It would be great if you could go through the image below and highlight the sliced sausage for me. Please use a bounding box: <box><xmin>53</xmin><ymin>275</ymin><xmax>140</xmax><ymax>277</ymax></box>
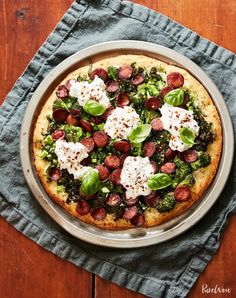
<box><xmin>143</xmin><ymin>191</ymin><xmax>160</xmax><ymax>208</ymax></box>
<box><xmin>167</xmin><ymin>72</ymin><xmax>184</xmax><ymax>88</ymax></box>
<box><xmin>160</xmin><ymin>162</ymin><xmax>176</xmax><ymax>174</ymax></box>
<box><xmin>114</xmin><ymin>140</ymin><xmax>131</xmax><ymax>153</ymax></box>
<box><xmin>120</xmin><ymin>154</ymin><xmax>128</xmax><ymax>166</ymax></box>
<box><xmin>70</xmin><ymin>108</ymin><xmax>81</xmax><ymax>118</ymax></box>
<box><xmin>56</xmin><ymin>85</ymin><xmax>69</xmax><ymax>99</ymax></box>
<box><xmin>48</xmin><ymin>168</ymin><xmax>62</xmax><ymax>181</ymax></box>
<box><xmin>122</xmin><ymin>206</ymin><xmax>138</xmax><ymax>220</ymax></box>
<box><xmin>131</xmin><ymin>74</ymin><xmax>144</xmax><ymax>86</ymax></box>
<box><xmin>65</xmin><ymin>79</ymin><xmax>77</xmax><ymax>91</ymax></box>
<box><xmin>101</xmin><ymin>106</ymin><xmax>115</xmax><ymax>120</ymax></box>
<box><xmin>105</xmin><ymin>155</ymin><xmax>120</xmax><ymax>169</ymax></box>
<box><xmin>182</xmin><ymin>149</ymin><xmax>198</xmax><ymax>163</ymax></box>
<box><xmin>174</xmin><ymin>186</ymin><xmax>191</xmax><ymax>202</ymax></box>
<box><xmin>93</xmin><ymin>131</ymin><xmax>109</xmax><ymax>147</ymax></box>
<box><xmin>96</xmin><ymin>164</ymin><xmax>110</xmax><ymax>180</ymax></box>
<box><xmin>52</xmin><ymin>109</ymin><xmax>69</xmax><ymax>123</ymax></box>
<box><xmin>106</xmin><ymin>193</ymin><xmax>121</xmax><ymax>207</ymax></box>
<box><xmin>118</xmin><ymin>65</ymin><xmax>133</xmax><ymax>80</ymax></box>
<box><xmin>165</xmin><ymin>148</ymin><xmax>177</xmax><ymax>160</ymax></box>
<box><xmin>160</xmin><ymin>86</ymin><xmax>173</xmax><ymax>98</ymax></box>
<box><xmin>123</xmin><ymin>196</ymin><xmax>139</xmax><ymax>206</ymax></box>
<box><xmin>130</xmin><ymin>214</ymin><xmax>145</xmax><ymax>227</ymax></box>
<box><xmin>106</xmin><ymin>80</ymin><xmax>119</xmax><ymax>93</ymax></box>
<box><xmin>79</xmin><ymin>119</ymin><xmax>93</xmax><ymax>132</ymax></box>
<box><xmin>116</xmin><ymin>92</ymin><xmax>130</xmax><ymax>107</ymax></box>
<box><xmin>110</xmin><ymin>169</ymin><xmax>121</xmax><ymax>185</ymax></box>
<box><xmin>144</xmin><ymin>97</ymin><xmax>162</xmax><ymax>110</ymax></box>
<box><xmin>90</xmin><ymin>68</ymin><xmax>109</xmax><ymax>82</ymax></box>
<box><xmin>91</xmin><ymin>207</ymin><xmax>107</xmax><ymax>220</ymax></box>
<box><xmin>150</xmin><ymin>160</ymin><xmax>158</xmax><ymax>173</ymax></box>
<box><xmin>76</xmin><ymin>200</ymin><xmax>90</xmax><ymax>215</ymax></box>
<box><xmin>52</xmin><ymin>129</ymin><xmax>65</xmax><ymax>141</ymax></box>
<box><xmin>143</xmin><ymin>141</ymin><xmax>156</xmax><ymax>157</ymax></box>
<box><xmin>66</xmin><ymin>114</ymin><xmax>80</xmax><ymax>126</ymax></box>
<box><xmin>80</xmin><ymin>137</ymin><xmax>95</xmax><ymax>153</ymax></box>
<box><xmin>151</xmin><ymin>118</ymin><xmax>163</xmax><ymax>131</ymax></box>
<box><xmin>90</xmin><ymin>115</ymin><xmax>103</xmax><ymax>124</ymax></box>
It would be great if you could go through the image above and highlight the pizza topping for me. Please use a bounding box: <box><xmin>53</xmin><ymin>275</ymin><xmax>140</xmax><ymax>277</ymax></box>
<box><xmin>120</xmin><ymin>156</ymin><xmax>154</xmax><ymax>199</ymax></box>
<box><xmin>91</xmin><ymin>207</ymin><xmax>107</xmax><ymax>220</ymax></box>
<box><xmin>109</xmin><ymin>168</ymin><xmax>121</xmax><ymax>185</ymax></box>
<box><xmin>160</xmin><ymin>86</ymin><xmax>173</xmax><ymax>98</ymax></box>
<box><xmin>70</xmin><ymin>108</ymin><xmax>81</xmax><ymax>118</ymax></box>
<box><xmin>79</xmin><ymin>119</ymin><xmax>93</xmax><ymax>132</ymax></box>
<box><xmin>93</xmin><ymin>131</ymin><xmax>109</xmax><ymax>148</ymax></box>
<box><xmin>52</xmin><ymin>129</ymin><xmax>65</xmax><ymax>141</ymax></box>
<box><xmin>143</xmin><ymin>191</ymin><xmax>160</xmax><ymax>208</ymax></box>
<box><xmin>106</xmin><ymin>193</ymin><xmax>121</xmax><ymax>207</ymax></box>
<box><xmin>167</xmin><ymin>72</ymin><xmax>184</xmax><ymax>88</ymax></box>
<box><xmin>151</xmin><ymin>118</ymin><xmax>164</xmax><ymax>131</ymax></box>
<box><xmin>55</xmin><ymin>139</ymin><xmax>95</xmax><ymax>180</ymax></box>
<box><xmin>113</xmin><ymin>140</ymin><xmax>131</xmax><ymax>153</ymax></box>
<box><xmin>89</xmin><ymin>68</ymin><xmax>109</xmax><ymax>82</ymax></box>
<box><xmin>144</xmin><ymin>97</ymin><xmax>162</xmax><ymax>111</ymax></box>
<box><xmin>157</xmin><ymin>193</ymin><xmax>176</xmax><ymax>212</ymax></box>
<box><xmin>76</xmin><ymin>200</ymin><xmax>91</xmax><ymax>215</ymax></box>
<box><xmin>130</xmin><ymin>213</ymin><xmax>145</xmax><ymax>227</ymax></box>
<box><xmin>160</xmin><ymin>103</ymin><xmax>199</xmax><ymax>152</ymax></box>
<box><xmin>174</xmin><ymin>186</ymin><xmax>191</xmax><ymax>202</ymax></box>
<box><xmin>165</xmin><ymin>148</ymin><xmax>177</xmax><ymax>160</ymax></box>
<box><xmin>118</xmin><ymin>65</ymin><xmax>133</xmax><ymax>80</ymax></box>
<box><xmin>105</xmin><ymin>155</ymin><xmax>120</xmax><ymax>169</ymax></box>
<box><xmin>48</xmin><ymin>167</ymin><xmax>62</xmax><ymax>181</ymax></box>
<box><xmin>80</xmin><ymin>137</ymin><xmax>95</xmax><ymax>153</ymax></box>
<box><xmin>142</xmin><ymin>141</ymin><xmax>156</xmax><ymax>157</ymax></box>
<box><xmin>180</xmin><ymin>149</ymin><xmax>198</xmax><ymax>163</ymax></box>
<box><xmin>160</xmin><ymin>162</ymin><xmax>176</xmax><ymax>174</ymax></box>
<box><xmin>116</xmin><ymin>92</ymin><xmax>130</xmax><ymax>107</ymax></box>
<box><xmin>56</xmin><ymin>85</ymin><xmax>69</xmax><ymax>99</ymax></box>
<box><xmin>122</xmin><ymin>206</ymin><xmax>138</xmax><ymax>220</ymax></box>
<box><xmin>104</xmin><ymin>106</ymin><xmax>140</xmax><ymax>139</ymax></box>
<box><xmin>96</xmin><ymin>164</ymin><xmax>110</xmax><ymax>181</ymax></box>
<box><xmin>123</xmin><ymin>196</ymin><xmax>139</xmax><ymax>206</ymax></box>
<box><xmin>131</xmin><ymin>73</ymin><xmax>145</xmax><ymax>86</ymax></box>
<box><xmin>66</xmin><ymin>114</ymin><xmax>80</xmax><ymax>126</ymax></box>
<box><xmin>106</xmin><ymin>80</ymin><xmax>119</xmax><ymax>93</ymax></box>
<box><xmin>65</xmin><ymin>79</ymin><xmax>77</xmax><ymax>91</ymax></box>
<box><xmin>52</xmin><ymin>109</ymin><xmax>69</xmax><ymax>123</ymax></box>
<box><xmin>69</xmin><ymin>76</ymin><xmax>110</xmax><ymax>108</ymax></box>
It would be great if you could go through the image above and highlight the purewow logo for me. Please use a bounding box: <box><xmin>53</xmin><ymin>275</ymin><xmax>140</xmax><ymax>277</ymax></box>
<box><xmin>202</xmin><ymin>284</ymin><xmax>231</xmax><ymax>294</ymax></box>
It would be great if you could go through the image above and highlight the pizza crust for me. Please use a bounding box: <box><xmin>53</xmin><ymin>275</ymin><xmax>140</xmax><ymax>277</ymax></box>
<box><xmin>33</xmin><ymin>54</ymin><xmax>222</xmax><ymax>230</ymax></box>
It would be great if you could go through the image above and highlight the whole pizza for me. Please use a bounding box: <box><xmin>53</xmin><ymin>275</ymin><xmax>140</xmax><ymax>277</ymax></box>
<box><xmin>33</xmin><ymin>54</ymin><xmax>222</xmax><ymax>230</ymax></box>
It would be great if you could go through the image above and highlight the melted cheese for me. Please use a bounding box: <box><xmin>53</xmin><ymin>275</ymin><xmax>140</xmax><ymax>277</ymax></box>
<box><xmin>69</xmin><ymin>76</ymin><xmax>110</xmax><ymax>108</ymax></box>
<box><xmin>55</xmin><ymin>140</ymin><xmax>94</xmax><ymax>180</ymax></box>
<box><xmin>120</xmin><ymin>156</ymin><xmax>154</xmax><ymax>199</ymax></box>
<box><xmin>104</xmin><ymin>106</ymin><xmax>140</xmax><ymax>139</ymax></box>
<box><xmin>160</xmin><ymin>104</ymin><xmax>199</xmax><ymax>152</ymax></box>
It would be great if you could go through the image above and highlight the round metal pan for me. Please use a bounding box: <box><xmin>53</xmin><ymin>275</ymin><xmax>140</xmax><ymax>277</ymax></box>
<box><xmin>20</xmin><ymin>41</ymin><xmax>234</xmax><ymax>248</ymax></box>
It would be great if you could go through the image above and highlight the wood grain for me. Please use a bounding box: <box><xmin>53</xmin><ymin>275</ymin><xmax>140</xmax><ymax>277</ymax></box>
<box><xmin>0</xmin><ymin>0</ymin><xmax>235</xmax><ymax>298</ymax></box>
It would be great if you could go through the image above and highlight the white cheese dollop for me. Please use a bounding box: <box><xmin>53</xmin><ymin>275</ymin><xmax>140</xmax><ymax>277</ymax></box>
<box><xmin>69</xmin><ymin>76</ymin><xmax>110</xmax><ymax>108</ymax></box>
<box><xmin>120</xmin><ymin>156</ymin><xmax>154</xmax><ymax>199</ymax></box>
<box><xmin>104</xmin><ymin>106</ymin><xmax>141</xmax><ymax>139</ymax></box>
<box><xmin>160</xmin><ymin>103</ymin><xmax>200</xmax><ymax>152</ymax></box>
<box><xmin>55</xmin><ymin>139</ymin><xmax>94</xmax><ymax>180</ymax></box>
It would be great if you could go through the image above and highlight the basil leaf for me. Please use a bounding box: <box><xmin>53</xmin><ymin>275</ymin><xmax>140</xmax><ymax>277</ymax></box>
<box><xmin>164</xmin><ymin>88</ymin><xmax>184</xmax><ymax>106</ymax></box>
<box><xmin>83</xmin><ymin>100</ymin><xmax>106</xmax><ymax>116</ymax></box>
<box><xmin>128</xmin><ymin>124</ymin><xmax>151</xmax><ymax>144</ymax></box>
<box><xmin>147</xmin><ymin>173</ymin><xmax>173</xmax><ymax>190</ymax></box>
<box><xmin>80</xmin><ymin>169</ymin><xmax>101</xmax><ymax>195</ymax></box>
<box><xmin>180</xmin><ymin>127</ymin><xmax>196</xmax><ymax>145</ymax></box>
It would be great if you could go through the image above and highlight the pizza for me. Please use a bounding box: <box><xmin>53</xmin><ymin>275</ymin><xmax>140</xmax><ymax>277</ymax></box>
<box><xmin>33</xmin><ymin>54</ymin><xmax>222</xmax><ymax>230</ymax></box>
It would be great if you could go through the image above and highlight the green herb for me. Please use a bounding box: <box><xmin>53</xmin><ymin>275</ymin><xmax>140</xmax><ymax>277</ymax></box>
<box><xmin>130</xmin><ymin>142</ymin><xmax>143</xmax><ymax>156</ymax></box>
<box><xmin>93</xmin><ymin>123</ymin><xmax>105</xmax><ymax>131</ymax></box>
<box><xmin>178</xmin><ymin>174</ymin><xmax>195</xmax><ymax>187</ymax></box>
<box><xmin>157</xmin><ymin>193</ymin><xmax>176</xmax><ymax>212</ymax></box>
<box><xmin>107</xmin><ymin>66</ymin><xmax>118</xmax><ymax>80</ymax></box>
<box><xmin>83</xmin><ymin>100</ymin><xmax>106</xmax><ymax>116</ymax></box>
<box><xmin>129</xmin><ymin>124</ymin><xmax>151</xmax><ymax>144</ymax></box>
<box><xmin>147</xmin><ymin>173</ymin><xmax>173</xmax><ymax>190</ymax></box>
<box><xmin>80</xmin><ymin>169</ymin><xmax>101</xmax><ymax>195</ymax></box>
<box><xmin>180</xmin><ymin>127</ymin><xmax>196</xmax><ymax>145</ymax></box>
<box><xmin>191</xmin><ymin>152</ymin><xmax>211</xmax><ymax>171</ymax></box>
<box><xmin>61</xmin><ymin>124</ymin><xmax>83</xmax><ymax>142</ymax></box>
<box><xmin>44</xmin><ymin>135</ymin><xmax>53</xmax><ymax>145</ymax></box>
<box><xmin>173</xmin><ymin>156</ymin><xmax>192</xmax><ymax>187</ymax></box>
<box><xmin>164</xmin><ymin>88</ymin><xmax>184</xmax><ymax>106</ymax></box>
<box><xmin>138</xmin><ymin>83</ymin><xmax>159</xmax><ymax>97</ymax></box>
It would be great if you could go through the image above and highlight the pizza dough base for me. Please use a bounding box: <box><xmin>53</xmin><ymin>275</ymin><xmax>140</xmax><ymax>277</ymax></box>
<box><xmin>33</xmin><ymin>54</ymin><xmax>222</xmax><ymax>230</ymax></box>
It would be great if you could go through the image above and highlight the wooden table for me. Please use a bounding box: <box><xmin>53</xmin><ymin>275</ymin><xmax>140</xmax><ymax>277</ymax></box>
<box><xmin>0</xmin><ymin>1</ymin><xmax>235</xmax><ymax>297</ymax></box>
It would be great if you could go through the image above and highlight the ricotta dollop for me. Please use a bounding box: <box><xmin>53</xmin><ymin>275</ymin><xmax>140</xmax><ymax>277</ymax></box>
<box><xmin>104</xmin><ymin>106</ymin><xmax>141</xmax><ymax>139</ymax></box>
<box><xmin>69</xmin><ymin>76</ymin><xmax>110</xmax><ymax>108</ymax></box>
<box><xmin>55</xmin><ymin>139</ymin><xmax>94</xmax><ymax>180</ymax></box>
<box><xmin>160</xmin><ymin>104</ymin><xmax>199</xmax><ymax>152</ymax></box>
<box><xmin>120</xmin><ymin>156</ymin><xmax>154</xmax><ymax>199</ymax></box>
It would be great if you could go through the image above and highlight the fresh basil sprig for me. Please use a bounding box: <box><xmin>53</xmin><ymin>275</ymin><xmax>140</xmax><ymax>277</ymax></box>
<box><xmin>147</xmin><ymin>173</ymin><xmax>173</xmax><ymax>190</ymax></box>
<box><xmin>164</xmin><ymin>88</ymin><xmax>184</xmax><ymax>106</ymax></box>
<box><xmin>180</xmin><ymin>127</ymin><xmax>196</xmax><ymax>145</ymax></box>
<box><xmin>83</xmin><ymin>100</ymin><xmax>106</xmax><ymax>116</ymax></box>
<box><xmin>128</xmin><ymin>124</ymin><xmax>151</xmax><ymax>144</ymax></box>
<box><xmin>80</xmin><ymin>169</ymin><xmax>101</xmax><ymax>195</ymax></box>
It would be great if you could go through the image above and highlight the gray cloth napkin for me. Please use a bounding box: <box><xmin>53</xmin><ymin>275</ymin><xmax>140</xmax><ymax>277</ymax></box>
<box><xmin>0</xmin><ymin>1</ymin><xmax>235</xmax><ymax>297</ymax></box>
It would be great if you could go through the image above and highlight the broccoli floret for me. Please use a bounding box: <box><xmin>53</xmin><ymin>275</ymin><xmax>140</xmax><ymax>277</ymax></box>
<box><xmin>60</xmin><ymin>124</ymin><xmax>83</xmax><ymax>143</ymax></box>
<box><xmin>138</xmin><ymin>83</ymin><xmax>159</xmax><ymax>97</ymax></box>
<box><xmin>173</xmin><ymin>156</ymin><xmax>192</xmax><ymax>187</ymax></box>
<box><xmin>157</xmin><ymin>193</ymin><xmax>176</xmax><ymax>213</ymax></box>
<box><xmin>191</xmin><ymin>152</ymin><xmax>211</xmax><ymax>171</ymax></box>
<box><xmin>140</xmin><ymin>109</ymin><xmax>158</xmax><ymax>124</ymax></box>
<box><xmin>178</xmin><ymin>174</ymin><xmax>195</xmax><ymax>187</ymax></box>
